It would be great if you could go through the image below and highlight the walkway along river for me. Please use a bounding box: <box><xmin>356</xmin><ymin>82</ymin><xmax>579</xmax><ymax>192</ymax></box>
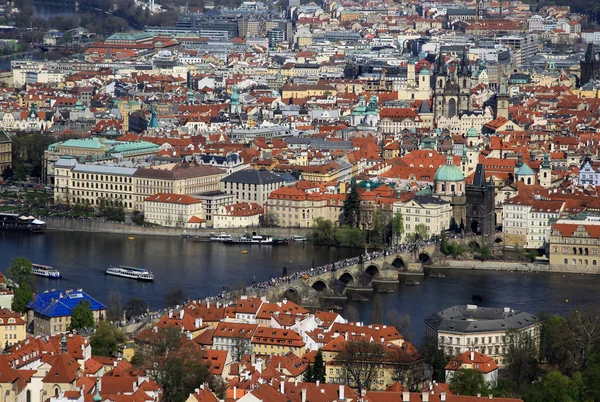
<box><xmin>1</xmin><ymin>231</ymin><xmax>600</xmax><ymax>338</ymax></box>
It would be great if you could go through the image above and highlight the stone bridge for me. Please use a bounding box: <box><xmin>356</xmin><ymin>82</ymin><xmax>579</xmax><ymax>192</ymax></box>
<box><xmin>260</xmin><ymin>236</ymin><xmax>486</xmax><ymax>307</ymax></box>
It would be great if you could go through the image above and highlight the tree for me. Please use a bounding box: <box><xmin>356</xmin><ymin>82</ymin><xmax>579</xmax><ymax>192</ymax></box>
<box><xmin>106</xmin><ymin>290</ymin><xmax>123</xmax><ymax>322</ymax></box>
<box><xmin>311</xmin><ymin>217</ymin><xmax>336</xmax><ymax>246</ymax></box>
<box><xmin>421</xmin><ymin>336</ymin><xmax>446</xmax><ymax>383</ymax></box>
<box><xmin>524</xmin><ymin>370</ymin><xmax>579</xmax><ymax>402</ymax></box>
<box><xmin>479</xmin><ymin>244</ymin><xmax>492</xmax><ymax>260</ymax></box>
<box><xmin>164</xmin><ymin>286</ymin><xmax>186</xmax><ymax>309</ymax></box>
<box><xmin>335</xmin><ymin>225</ymin><xmax>365</xmax><ymax>248</ymax></box>
<box><xmin>7</xmin><ymin>257</ymin><xmax>33</xmax><ymax>313</ymax></box>
<box><xmin>370</xmin><ymin>210</ymin><xmax>387</xmax><ymax>246</ymax></box>
<box><xmin>345</xmin><ymin>304</ymin><xmax>360</xmax><ymax>323</ymax></box>
<box><xmin>303</xmin><ymin>364</ymin><xmax>314</xmax><ymax>382</ymax></box>
<box><xmin>392</xmin><ymin>211</ymin><xmax>404</xmax><ymax>244</ymax></box>
<box><xmin>342</xmin><ymin>181</ymin><xmax>361</xmax><ymax>228</ymax></box>
<box><xmin>504</xmin><ymin>330</ymin><xmax>538</xmax><ymax>392</ymax></box>
<box><xmin>449</xmin><ymin>369</ymin><xmax>489</xmax><ymax>396</ymax></box>
<box><xmin>231</xmin><ymin>335</ymin><xmax>251</xmax><ymax>362</ymax></box>
<box><xmin>370</xmin><ymin>294</ymin><xmax>383</xmax><ymax>324</ymax></box>
<box><xmin>90</xmin><ymin>321</ymin><xmax>126</xmax><ymax>357</ymax></box>
<box><xmin>313</xmin><ymin>350</ymin><xmax>326</xmax><ymax>382</ymax></box>
<box><xmin>387</xmin><ymin>309</ymin><xmax>414</xmax><ymax>341</ymax></box>
<box><xmin>133</xmin><ymin>325</ymin><xmax>221</xmax><ymax>401</ymax></box>
<box><xmin>553</xmin><ymin>306</ymin><xmax>600</xmax><ymax>374</ymax></box>
<box><xmin>336</xmin><ymin>340</ymin><xmax>386</xmax><ymax>390</ymax></box>
<box><xmin>124</xmin><ymin>297</ymin><xmax>148</xmax><ymax>319</ymax></box>
<box><xmin>582</xmin><ymin>353</ymin><xmax>600</xmax><ymax>402</ymax></box>
<box><xmin>69</xmin><ymin>300</ymin><xmax>95</xmax><ymax>330</ymax></box>
<box><xmin>414</xmin><ymin>223</ymin><xmax>429</xmax><ymax>241</ymax></box>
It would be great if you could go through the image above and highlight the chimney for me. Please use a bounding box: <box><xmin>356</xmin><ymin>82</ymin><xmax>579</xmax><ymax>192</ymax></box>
<box><xmin>316</xmin><ymin>380</ymin><xmax>320</xmax><ymax>387</ymax></box>
<box><xmin>402</xmin><ymin>391</ymin><xmax>410</xmax><ymax>402</ymax></box>
<box><xmin>233</xmin><ymin>387</ymin><xmax>237</xmax><ymax>399</ymax></box>
<box><xmin>168</xmin><ymin>310</ymin><xmax>173</xmax><ymax>318</ymax></box>
<box><xmin>422</xmin><ymin>391</ymin><xmax>429</xmax><ymax>402</ymax></box>
<box><xmin>471</xmin><ymin>350</ymin><xmax>474</xmax><ymax>361</ymax></box>
<box><xmin>200</xmin><ymin>384</ymin><xmax>204</xmax><ymax>390</ymax></box>
<box><xmin>195</xmin><ymin>318</ymin><xmax>202</xmax><ymax>328</ymax></box>
<box><xmin>280</xmin><ymin>381</ymin><xmax>284</xmax><ymax>394</ymax></box>
<box><xmin>180</xmin><ymin>309</ymin><xmax>184</xmax><ymax>320</ymax></box>
<box><xmin>488</xmin><ymin>395</ymin><xmax>493</xmax><ymax>400</ymax></box>
<box><xmin>477</xmin><ymin>394</ymin><xmax>481</xmax><ymax>398</ymax></box>
<box><xmin>301</xmin><ymin>388</ymin><xmax>307</xmax><ymax>402</ymax></box>
<box><xmin>339</xmin><ymin>385</ymin><xmax>345</xmax><ymax>400</ymax></box>
<box><xmin>207</xmin><ymin>301</ymin><xmax>210</xmax><ymax>308</ymax></box>
<box><xmin>441</xmin><ymin>392</ymin><xmax>447</xmax><ymax>402</ymax></box>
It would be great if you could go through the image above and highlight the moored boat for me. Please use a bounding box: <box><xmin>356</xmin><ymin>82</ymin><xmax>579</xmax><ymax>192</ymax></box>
<box><xmin>106</xmin><ymin>265</ymin><xmax>154</xmax><ymax>281</ymax></box>
<box><xmin>209</xmin><ymin>233</ymin><xmax>232</xmax><ymax>242</ymax></box>
<box><xmin>0</xmin><ymin>213</ymin><xmax>46</xmax><ymax>232</ymax></box>
<box><xmin>429</xmin><ymin>271</ymin><xmax>446</xmax><ymax>278</ymax></box>
<box><xmin>406</xmin><ymin>279</ymin><xmax>421</xmax><ymax>285</ymax></box>
<box><xmin>292</xmin><ymin>235</ymin><xmax>307</xmax><ymax>242</ymax></box>
<box><xmin>223</xmin><ymin>233</ymin><xmax>275</xmax><ymax>245</ymax></box>
<box><xmin>32</xmin><ymin>264</ymin><xmax>61</xmax><ymax>279</ymax></box>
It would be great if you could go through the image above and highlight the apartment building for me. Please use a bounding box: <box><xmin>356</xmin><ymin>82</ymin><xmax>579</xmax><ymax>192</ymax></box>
<box><xmin>0</xmin><ymin>131</ymin><xmax>12</xmax><ymax>174</ymax></box>
<box><xmin>502</xmin><ymin>194</ymin><xmax>534</xmax><ymax>247</ymax></box>
<box><xmin>425</xmin><ymin>305</ymin><xmax>540</xmax><ymax>366</ymax></box>
<box><xmin>144</xmin><ymin>193</ymin><xmax>204</xmax><ymax>228</ymax></box>
<box><xmin>526</xmin><ymin>200</ymin><xmax>563</xmax><ymax>249</ymax></box>
<box><xmin>266</xmin><ymin>186</ymin><xmax>345</xmax><ymax>228</ymax></box>
<box><xmin>221</xmin><ymin>170</ymin><xmax>285</xmax><ymax>206</ymax></box>
<box><xmin>0</xmin><ymin>309</ymin><xmax>26</xmax><ymax>347</ymax></box>
<box><xmin>133</xmin><ymin>164</ymin><xmax>226</xmax><ymax>210</ymax></box>
<box><xmin>392</xmin><ymin>195</ymin><xmax>452</xmax><ymax>242</ymax></box>
<box><xmin>53</xmin><ymin>156</ymin><xmax>137</xmax><ymax>210</ymax></box>
<box><xmin>251</xmin><ymin>327</ymin><xmax>305</xmax><ymax>357</ymax></box>
<box><xmin>549</xmin><ymin>217</ymin><xmax>600</xmax><ymax>269</ymax></box>
<box><xmin>213</xmin><ymin>202</ymin><xmax>263</xmax><ymax>228</ymax></box>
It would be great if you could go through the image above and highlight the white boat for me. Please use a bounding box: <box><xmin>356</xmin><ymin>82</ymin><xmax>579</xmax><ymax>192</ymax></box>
<box><xmin>292</xmin><ymin>235</ymin><xmax>307</xmax><ymax>242</ymax></box>
<box><xmin>223</xmin><ymin>234</ymin><xmax>275</xmax><ymax>244</ymax></box>
<box><xmin>209</xmin><ymin>233</ymin><xmax>233</xmax><ymax>242</ymax></box>
<box><xmin>32</xmin><ymin>264</ymin><xmax>61</xmax><ymax>279</ymax></box>
<box><xmin>106</xmin><ymin>265</ymin><xmax>154</xmax><ymax>281</ymax></box>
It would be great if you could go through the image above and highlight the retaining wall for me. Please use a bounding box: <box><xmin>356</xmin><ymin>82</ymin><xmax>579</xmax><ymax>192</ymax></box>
<box><xmin>438</xmin><ymin>260</ymin><xmax>600</xmax><ymax>275</ymax></box>
<box><xmin>43</xmin><ymin>217</ymin><xmax>314</xmax><ymax>238</ymax></box>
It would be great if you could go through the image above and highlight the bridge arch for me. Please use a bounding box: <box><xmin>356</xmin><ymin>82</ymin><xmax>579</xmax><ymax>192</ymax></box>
<box><xmin>338</xmin><ymin>272</ymin><xmax>355</xmax><ymax>285</ymax></box>
<box><xmin>469</xmin><ymin>240</ymin><xmax>481</xmax><ymax>250</ymax></box>
<box><xmin>494</xmin><ymin>236</ymin><xmax>503</xmax><ymax>244</ymax></box>
<box><xmin>418</xmin><ymin>252</ymin><xmax>432</xmax><ymax>265</ymax></box>
<box><xmin>312</xmin><ymin>280</ymin><xmax>328</xmax><ymax>292</ymax></box>
<box><xmin>284</xmin><ymin>288</ymin><xmax>301</xmax><ymax>303</ymax></box>
<box><xmin>365</xmin><ymin>264</ymin><xmax>380</xmax><ymax>277</ymax></box>
<box><xmin>392</xmin><ymin>257</ymin><xmax>407</xmax><ymax>271</ymax></box>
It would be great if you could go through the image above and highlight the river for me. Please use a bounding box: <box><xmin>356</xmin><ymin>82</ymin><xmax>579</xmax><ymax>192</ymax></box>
<box><xmin>1</xmin><ymin>231</ymin><xmax>600</xmax><ymax>340</ymax></box>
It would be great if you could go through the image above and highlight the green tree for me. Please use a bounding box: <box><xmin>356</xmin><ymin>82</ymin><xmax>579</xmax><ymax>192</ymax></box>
<box><xmin>303</xmin><ymin>364</ymin><xmax>314</xmax><ymax>382</ymax></box>
<box><xmin>69</xmin><ymin>300</ymin><xmax>95</xmax><ymax>330</ymax></box>
<box><xmin>412</xmin><ymin>223</ymin><xmax>429</xmax><ymax>242</ymax></box>
<box><xmin>124</xmin><ymin>297</ymin><xmax>148</xmax><ymax>319</ymax></box>
<box><xmin>369</xmin><ymin>210</ymin><xmax>387</xmax><ymax>246</ymax></box>
<box><xmin>311</xmin><ymin>217</ymin><xmax>336</xmax><ymax>246</ymax></box>
<box><xmin>505</xmin><ymin>330</ymin><xmax>538</xmax><ymax>392</ymax></box>
<box><xmin>342</xmin><ymin>181</ymin><xmax>361</xmax><ymax>228</ymax></box>
<box><xmin>449</xmin><ymin>369</ymin><xmax>489</xmax><ymax>396</ymax></box>
<box><xmin>90</xmin><ymin>321</ymin><xmax>126</xmax><ymax>357</ymax></box>
<box><xmin>313</xmin><ymin>350</ymin><xmax>326</xmax><ymax>382</ymax></box>
<box><xmin>164</xmin><ymin>286</ymin><xmax>186</xmax><ymax>309</ymax></box>
<box><xmin>106</xmin><ymin>290</ymin><xmax>123</xmax><ymax>322</ymax></box>
<box><xmin>582</xmin><ymin>353</ymin><xmax>600</xmax><ymax>401</ymax></box>
<box><xmin>392</xmin><ymin>211</ymin><xmax>404</xmax><ymax>244</ymax></box>
<box><xmin>525</xmin><ymin>371</ymin><xmax>576</xmax><ymax>402</ymax></box>
<box><xmin>335</xmin><ymin>225</ymin><xmax>365</xmax><ymax>248</ymax></box>
<box><xmin>7</xmin><ymin>257</ymin><xmax>33</xmax><ymax>313</ymax></box>
<box><xmin>479</xmin><ymin>244</ymin><xmax>492</xmax><ymax>260</ymax></box>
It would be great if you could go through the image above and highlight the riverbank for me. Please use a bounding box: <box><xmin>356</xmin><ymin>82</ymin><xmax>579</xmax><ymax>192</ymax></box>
<box><xmin>434</xmin><ymin>259</ymin><xmax>600</xmax><ymax>275</ymax></box>
<box><xmin>43</xmin><ymin>216</ymin><xmax>313</xmax><ymax>238</ymax></box>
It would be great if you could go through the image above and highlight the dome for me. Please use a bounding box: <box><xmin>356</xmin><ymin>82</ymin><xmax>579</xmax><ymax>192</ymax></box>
<box><xmin>434</xmin><ymin>156</ymin><xmax>464</xmax><ymax>182</ymax></box>
<box><xmin>466</xmin><ymin>127</ymin><xmax>479</xmax><ymax>137</ymax></box>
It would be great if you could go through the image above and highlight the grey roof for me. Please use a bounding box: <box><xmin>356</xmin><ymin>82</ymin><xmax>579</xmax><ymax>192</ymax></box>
<box><xmin>222</xmin><ymin>169</ymin><xmax>285</xmax><ymax>185</ymax></box>
<box><xmin>425</xmin><ymin>305</ymin><xmax>539</xmax><ymax>333</ymax></box>
<box><xmin>0</xmin><ymin>131</ymin><xmax>10</xmax><ymax>143</ymax></box>
<box><xmin>73</xmin><ymin>164</ymin><xmax>137</xmax><ymax>176</ymax></box>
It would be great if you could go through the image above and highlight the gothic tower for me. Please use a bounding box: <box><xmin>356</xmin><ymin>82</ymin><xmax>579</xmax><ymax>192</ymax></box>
<box><xmin>497</xmin><ymin>78</ymin><xmax>509</xmax><ymax>119</ymax></box>
<box><xmin>581</xmin><ymin>43</ymin><xmax>600</xmax><ymax>86</ymax></box>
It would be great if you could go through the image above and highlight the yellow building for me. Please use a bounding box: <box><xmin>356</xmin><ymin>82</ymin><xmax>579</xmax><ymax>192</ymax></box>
<box><xmin>393</xmin><ymin>195</ymin><xmax>452</xmax><ymax>242</ymax></box>
<box><xmin>549</xmin><ymin>219</ymin><xmax>600</xmax><ymax>270</ymax></box>
<box><xmin>251</xmin><ymin>327</ymin><xmax>305</xmax><ymax>357</ymax></box>
<box><xmin>0</xmin><ymin>309</ymin><xmax>26</xmax><ymax>347</ymax></box>
<box><xmin>281</xmin><ymin>82</ymin><xmax>337</xmax><ymax>99</ymax></box>
<box><xmin>144</xmin><ymin>193</ymin><xmax>204</xmax><ymax>228</ymax></box>
<box><xmin>0</xmin><ymin>131</ymin><xmax>11</xmax><ymax>174</ymax></box>
<box><xmin>267</xmin><ymin>186</ymin><xmax>345</xmax><ymax>228</ymax></box>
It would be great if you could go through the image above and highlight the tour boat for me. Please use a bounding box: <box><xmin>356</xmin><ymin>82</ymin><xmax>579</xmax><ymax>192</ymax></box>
<box><xmin>0</xmin><ymin>213</ymin><xmax>46</xmax><ymax>232</ymax></box>
<box><xmin>209</xmin><ymin>233</ymin><xmax>233</xmax><ymax>242</ymax></box>
<box><xmin>223</xmin><ymin>234</ymin><xmax>274</xmax><ymax>245</ymax></box>
<box><xmin>105</xmin><ymin>265</ymin><xmax>154</xmax><ymax>281</ymax></box>
<box><xmin>32</xmin><ymin>264</ymin><xmax>61</xmax><ymax>279</ymax></box>
<box><xmin>128</xmin><ymin>236</ymin><xmax>135</xmax><ymax>240</ymax></box>
<box><xmin>292</xmin><ymin>235</ymin><xmax>307</xmax><ymax>242</ymax></box>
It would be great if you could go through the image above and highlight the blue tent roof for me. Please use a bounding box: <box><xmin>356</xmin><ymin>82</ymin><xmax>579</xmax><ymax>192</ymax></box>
<box><xmin>27</xmin><ymin>290</ymin><xmax>106</xmax><ymax>318</ymax></box>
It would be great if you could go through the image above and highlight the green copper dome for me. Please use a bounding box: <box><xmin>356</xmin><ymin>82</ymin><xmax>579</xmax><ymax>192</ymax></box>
<box><xmin>434</xmin><ymin>155</ymin><xmax>464</xmax><ymax>182</ymax></box>
<box><xmin>466</xmin><ymin>127</ymin><xmax>479</xmax><ymax>137</ymax></box>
